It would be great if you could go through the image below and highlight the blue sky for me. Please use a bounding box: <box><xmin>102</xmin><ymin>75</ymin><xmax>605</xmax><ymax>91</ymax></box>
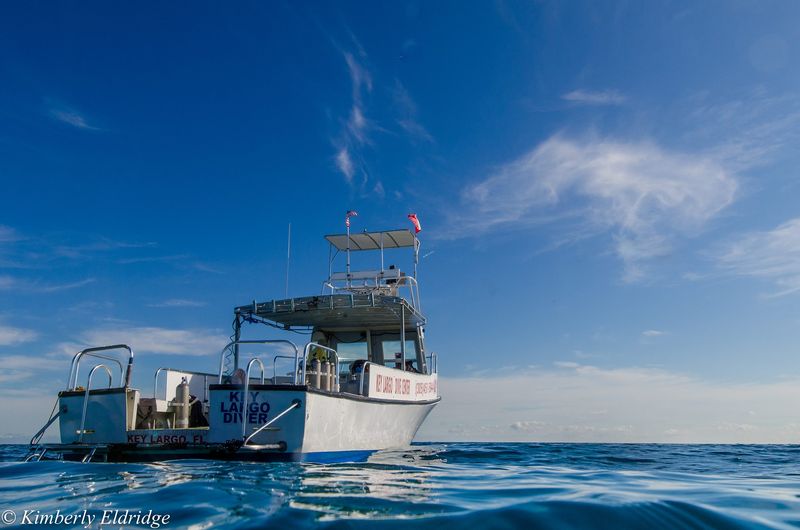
<box><xmin>2</xmin><ymin>1</ymin><xmax>800</xmax><ymax>442</ymax></box>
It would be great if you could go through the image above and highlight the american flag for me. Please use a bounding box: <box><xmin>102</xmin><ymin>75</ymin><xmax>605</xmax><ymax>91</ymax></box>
<box><xmin>345</xmin><ymin>210</ymin><xmax>358</xmax><ymax>228</ymax></box>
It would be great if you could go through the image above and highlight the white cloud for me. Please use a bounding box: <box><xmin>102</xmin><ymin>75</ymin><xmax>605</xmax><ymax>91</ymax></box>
<box><xmin>510</xmin><ymin>420</ymin><xmax>546</xmax><ymax>431</ymax></box>
<box><xmin>0</xmin><ymin>276</ymin><xmax>96</xmax><ymax>293</ymax></box>
<box><xmin>333</xmin><ymin>51</ymin><xmax>373</xmax><ymax>182</ymax></box>
<box><xmin>642</xmin><ymin>329</ymin><xmax>666</xmax><ymax>337</ymax></box>
<box><xmin>562</xmin><ymin>89</ymin><xmax>626</xmax><ymax>106</ymax></box>
<box><xmin>347</xmin><ymin>103</ymin><xmax>369</xmax><ymax>144</ymax></box>
<box><xmin>80</xmin><ymin>326</ymin><xmax>228</xmax><ymax>356</ymax></box>
<box><xmin>0</xmin><ymin>325</ymin><xmax>38</xmax><ymax>346</ymax></box>
<box><xmin>116</xmin><ymin>254</ymin><xmax>187</xmax><ymax>265</ymax></box>
<box><xmin>715</xmin><ymin>217</ymin><xmax>800</xmax><ymax>297</ymax></box>
<box><xmin>0</xmin><ymin>275</ymin><xmax>18</xmax><ymax>290</ymax></box>
<box><xmin>393</xmin><ymin>80</ymin><xmax>433</xmax><ymax>143</ymax></box>
<box><xmin>679</xmin><ymin>90</ymin><xmax>800</xmax><ymax>172</ymax></box>
<box><xmin>417</xmin><ymin>362</ymin><xmax>800</xmax><ymax>443</ymax></box>
<box><xmin>335</xmin><ymin>148</ymin><xmax>355</xmax><ymax>182</ymax></box>
<box><xmin>373</xmin><ymin>180</ymin><xmax>385</xmax><ymax>199</ymax></box>
<box><xmin>448</xmin><ymin>135</ymin><xmax>738</xmax><ymax>281</ymax></box>
<box><xmin>147</xmin><ymin>299</ymin><xmax>207</xmax><ymax>308</ymax></box>
<box><xmin>0</xmin><ymin>226</ymin><xmax>21</xmax><ymax>243</ymax></box>
<box><xmin>48</xmin><ymin>105</ymin><xmax>100</xmax><ymax>131</ymax></box>
<box><xmin>39</xmin><ymin>278</ymin><xmax>96</xmax><ymax>292</ymax></box>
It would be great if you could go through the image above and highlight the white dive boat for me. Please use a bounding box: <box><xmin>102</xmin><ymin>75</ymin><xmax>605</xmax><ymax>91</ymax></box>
<box><xmin>27</xmin><ymin>228</ymin><xmax>439</xmax><ymax>463</ymax></box>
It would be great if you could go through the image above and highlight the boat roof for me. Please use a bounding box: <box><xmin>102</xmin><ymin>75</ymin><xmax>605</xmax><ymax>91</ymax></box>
<box><xmin>324</xmin><ymin>229</ymin><xmax>417</xmax><ymax>251</ymax></box>
<box><xmin>235</xmin><ymin>294</ymin><xmax>425</xmax><ymax>329</ymax></box>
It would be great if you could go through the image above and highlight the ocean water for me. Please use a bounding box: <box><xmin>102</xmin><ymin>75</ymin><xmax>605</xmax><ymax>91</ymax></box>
<box><xmin>2</xmin><ymin>443</ymin><xmax>800</xmax><ymax>529</ymax></box>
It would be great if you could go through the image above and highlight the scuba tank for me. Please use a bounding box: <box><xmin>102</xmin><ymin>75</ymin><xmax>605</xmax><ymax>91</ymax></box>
<box><xmin>175</xmin><ymin>377</ymin><xmax>190</xmax><ymax>428</ymax></box>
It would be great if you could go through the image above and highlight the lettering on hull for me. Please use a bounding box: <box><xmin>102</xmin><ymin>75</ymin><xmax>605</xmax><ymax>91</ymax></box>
<box><xmin>126</xmin><ymin>432</ymin><xmax>206</xmax><ymax>445</ymax></box>
<box><xmin>369</xmin><ymin>366</ymin><xmax>438</xmax><ymax>401</ymax></box>
<box><xmin>219</xmin><ymin>391</ymin><xmax>271</xmax><ymax>424</ymax></box>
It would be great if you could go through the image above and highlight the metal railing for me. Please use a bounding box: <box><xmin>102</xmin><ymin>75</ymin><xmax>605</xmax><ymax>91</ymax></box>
<box><xmin>153</xmin><ymin>368</ymin><xmax>215</xmax><ymax>401</ymax></box>
<box><xmin>358</xmin><ymin>361</ymin><xmax>374</xmax><ymax>396</ymax></box>
<box><xmin>301</xmin><ymin>342</ymin><xmax>339</xmax><ymax>392</ymax></box>
<box><xmin>272</xmin><ymin>355</ymin><xmax>298</xmax><ymax>384</ymax></box>
<box><xmin>217</xmin><ymin>339</ymin><xmax>300</xmax><ymax>384</ymax></box>
<box><xmin>426</xmin><ymin>352</ymin><xmax>438</xmax><ymax>375</ymax></box>
<box><xmin>240</xmin><ymin>358</ymin><xmax>266</xmax><ymax>439</ymax></box>
<box><xmin>323</xmin><ymin>272</ymin><xmax>422</xmax><ymax>313</ymax></box>
<box><xmin>68</xmin><ymin>344</ymin><xmax>133</xmax><ymax>390</ymax></box>
<box><xmin>77</xmin><ymin>364</ymin><xmax>113</xmax><ymax>443</ymax></box>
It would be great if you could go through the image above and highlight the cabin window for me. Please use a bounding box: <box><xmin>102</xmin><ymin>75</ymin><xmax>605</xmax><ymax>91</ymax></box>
<box><xmin>380</xmin><ymin>339</ymin><xmax>419</xmax><ymax>370</ymax></box>
<box><xmin>328</xmin><ymin>332</ymin><xmax>368</xmax><ymax>373</ymax></box>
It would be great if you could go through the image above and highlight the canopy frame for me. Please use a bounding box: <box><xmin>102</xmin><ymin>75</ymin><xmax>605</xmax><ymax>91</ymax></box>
<box><xmin>324</xmin><ymin>229</ymin><xmax>420</xmax><ymax>286</ymax></box>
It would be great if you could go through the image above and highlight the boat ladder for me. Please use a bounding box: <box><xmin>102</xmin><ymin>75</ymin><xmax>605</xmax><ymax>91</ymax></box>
<box><xmin>24</xmin><ymin>397</ymin><xmax>62</xmax><ymax>462</ymax></box>
<box><xmin>82</xmin><ymin>447</ymin><xmax>98</xmax><ymax>463</ymax></box>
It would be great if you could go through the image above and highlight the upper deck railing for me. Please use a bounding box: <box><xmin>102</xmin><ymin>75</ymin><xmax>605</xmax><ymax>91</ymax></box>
<box><xmin>322</xmin><ymin>268</ymin><xmax>422</xmax><ymax>313</ymax></box>
<box><xmin>323</xmin><ymin>228</ymin><xmax>422</xmax><ymax>312</ymax></box>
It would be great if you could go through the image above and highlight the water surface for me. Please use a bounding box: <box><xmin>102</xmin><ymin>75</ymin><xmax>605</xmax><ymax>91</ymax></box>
<box><xmin>2</xmin><ymin>443</ymin><xmax>799</xmax><ymax>529</ymax></box>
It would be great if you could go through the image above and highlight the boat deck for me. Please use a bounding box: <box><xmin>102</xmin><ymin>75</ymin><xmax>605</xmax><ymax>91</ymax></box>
<box><xmin>235</xmin><ymin>293</ymin><xmax>425</xmax><ymax>328</ymax></box>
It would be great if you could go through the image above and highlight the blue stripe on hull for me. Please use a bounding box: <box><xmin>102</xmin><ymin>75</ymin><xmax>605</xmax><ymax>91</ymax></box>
<box><xmin>293</xmin><ymin>450</ymin><xmax>375</xmax><ymax>463</ymax></box>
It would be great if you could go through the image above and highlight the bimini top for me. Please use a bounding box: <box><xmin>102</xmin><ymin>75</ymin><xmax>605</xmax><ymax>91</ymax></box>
<box><xmin>325</xmin><ymin>229</ymin><xmax>417</xmax><ymax>251</ymax></box>
<box><xmin>235</xmin><ymin>294</ymin><xmax>425</xmax><ymax>329</ymax></box>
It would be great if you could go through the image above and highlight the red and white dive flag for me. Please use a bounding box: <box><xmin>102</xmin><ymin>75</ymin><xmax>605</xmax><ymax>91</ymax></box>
<box><xmin>407</xmin><ymin>213</ymin><xmax>422</xmax><ymax>233</ymax></box>
<box><xmin>345</xmin><ymin>210</ymin><xmax>358</xmax><ymax>228</ymax></box>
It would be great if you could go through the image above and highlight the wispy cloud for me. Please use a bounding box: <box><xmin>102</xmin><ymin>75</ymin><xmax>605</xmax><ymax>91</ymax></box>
<box><xmin>54</xmin><ymin>238</ymin><xmax>156</xmax><ymax>260</ymax></box>
<box><xmin>372</xmin><ymin>180</ymin><xmax>385</xmax><ymax>199</ymax></box>
<box><xmin>393</xmin><ymin>80</ymin><xmax>433</xmax><ymax>143</ymax></box>
<box><xmin>0</xmin><ymin>226</ymin><xmax>22</xmax><ymax>244</ymax></box>
<box><xmin>0</xmin><ymin>275</ymin><xmax>95</xmax><ymax>293</ymax></box>
<box><xmin>50</xmin><ymin>109</ymin><xmax>99</xmax><ymax>130</ymax></box>
<box><xmin>335</xmin><ymin>148</ymin><xmax>355</xmax><ymax>181</ymax></box>
<box><xmin>0</xmin><ymin>325</ymin><xmax>38</xmax><ymax>346</ymax></box>
<box><xmin>148</xmin><ymin>299</ymin><xmax>207</xmax><ymax>308</ymax></box>
<box><xmin>681</xmin><ymin>90</ymin><xmax>800</xmax><ymax>172</ymax></box>
<box><xmin>116</xmin><ymin>254</ymin><xmax>188</xmax><ymax>265</ymax></box>
<box><xmin>642</xmin><ymin>329</ymin><xmax>666</xmax><ymax>337</ymax></box>
<box><xmin>80</xmin><ymin>326</ymin><xmax>228</xmax><ymax>356</ymax></box>
<box><xmin>715</xmin><ymin>217</ymin><xmax>800</xmax><ymax>297</ymax></box>
<box><xmin>562</xmin><ymin>89</ymin><xmax>627</xmax><ymax>106</ymax></box>
<box><xmin>334</xmin><ymin>50</ymin><xmax>373</xmax><ymax>183</ymax></box>
<box><xmin>445</xmin><ymin>135</ymin><xmax>738</xmax><ymax>281</ymax></box>
<box><xmin>39</xmin><ymin>278</ymin><xmax>96</xmax><ymax>292</ymax></box>
<box><xmin>46</xmin><ymin>100</ymin><xmax>101</xmax><ymax>131</ymax></box>
<box><xmin>418</xmin><ymin>362</ymin><xmax>800</xmax><ymax>443</ymax></box>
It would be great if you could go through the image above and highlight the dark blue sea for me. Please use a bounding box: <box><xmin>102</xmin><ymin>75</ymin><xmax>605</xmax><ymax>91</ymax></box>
<box><xmin>2</xmin><ymin>443</ymin><xmax>800</xmax><ymax>529</ymax></box>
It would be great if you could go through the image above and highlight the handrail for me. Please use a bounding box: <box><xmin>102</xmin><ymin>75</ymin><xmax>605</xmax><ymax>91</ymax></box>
<box><xmin>404</xmin><ymin>276</ymin><xmax>422</xmax><ymax>313</ymax></box>
<box><xmin>358</xmin><ymin>361</ymin><xmax>374</xmax><ymax>396</ymax></box>
<box><xmin>68</xmin><ymin>344</ymin><xmax>133</xmax><ymax>390</ymax></box>
<box><xmin>240</xmin><ymin>358</ymin><xmax>266</xmax><ymax>439</ymax></box>
<box><xmin>78</xmin><ymin>364</ymin><xmax>113</xmax><ymax>443</ymax></box>
<box><xmin>217</xmin><ymin>339</ymin><xmax>300</xmax><ymax>384</ymax></box>
<box><xmin>243</xmin><ymin>400</ymin><xmax>301</xmax><ymax>445</ymax></box>
<box><xmin>153</xmin><ymin>368</ymin><xmax>216</xmax><ymax>400</ymax></box>
<box><xmin>426</xmin><ymin>352</ymin><xmax>438</xmax><ymax>375</ymax></box>
<box><xmin>272</xmin><ymin>355</ymin><xmax>297</xmax><ymax>384</ymax></box>
<box><xmin>301</xmin><ymin>342</ymin><xmax>339</xmax><ymax>392</ymax></box>
<box><xmin>69</xmin><ymin>352</ymin><xmax>123</xmax><ymax>390</ymax></box>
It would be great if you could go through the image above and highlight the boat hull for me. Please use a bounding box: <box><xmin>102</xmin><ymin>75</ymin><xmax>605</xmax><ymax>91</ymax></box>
<box><xmin>50</xmin><ymin>385</ymin><xmax>438</xmax><ymax>463</ymax></box>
